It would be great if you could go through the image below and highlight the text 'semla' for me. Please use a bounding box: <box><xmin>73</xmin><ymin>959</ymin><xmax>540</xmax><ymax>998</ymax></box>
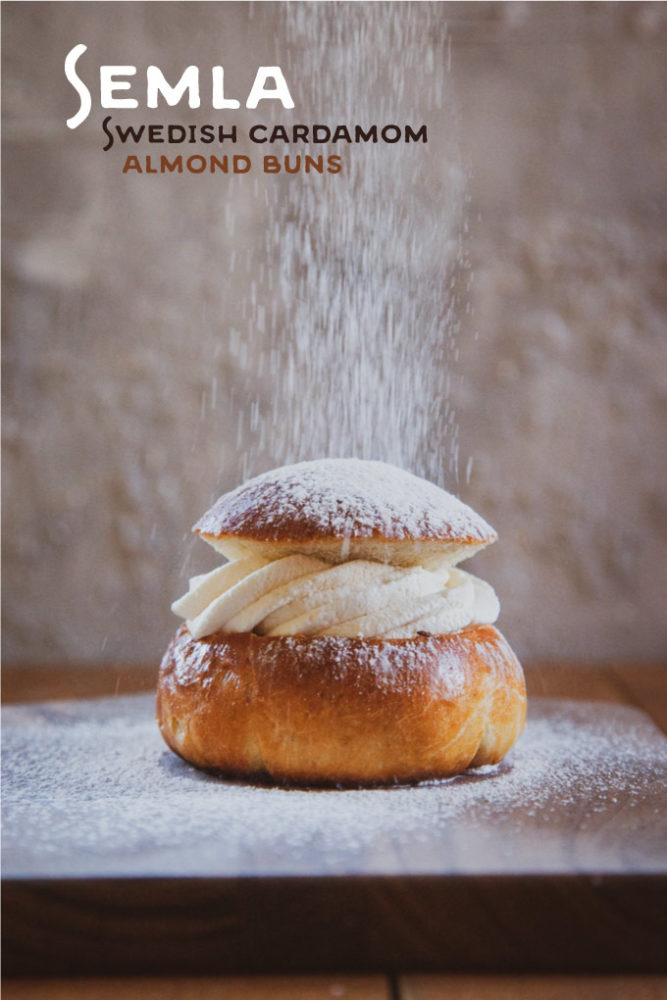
<box><xmin>66</xmin><ymin>45</ymin><xmax>294</xmax><ymax>128</ymax></box>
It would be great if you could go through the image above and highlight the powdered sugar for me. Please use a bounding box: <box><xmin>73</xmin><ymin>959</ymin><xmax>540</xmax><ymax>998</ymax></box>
<box><xmin>3</xmin><ymin>694</ymin><xmax>666</xmax><ymax>878</ymax></box>
<box><xmin>195</xmin><ymin>459</ymin><xmax>495</xmax><ymax>543</ymax></box>
<box><xmin>231</xmin><ymin>8</ymin><xmax>467</xmax><ymax>486</ymax></box>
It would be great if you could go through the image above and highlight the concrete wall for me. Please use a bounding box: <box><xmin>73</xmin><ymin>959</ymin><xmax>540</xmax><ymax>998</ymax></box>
<box><xmin>3</xmin><ymin>2</ymin><xmax>667</xmax><ymax>665</ymax></box>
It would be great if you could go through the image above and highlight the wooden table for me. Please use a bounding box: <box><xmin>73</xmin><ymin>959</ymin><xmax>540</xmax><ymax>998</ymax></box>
<box><xmin>3</xmin><ymin>662</ymin><xmax>667</xmax><ymax>999</ymax></box>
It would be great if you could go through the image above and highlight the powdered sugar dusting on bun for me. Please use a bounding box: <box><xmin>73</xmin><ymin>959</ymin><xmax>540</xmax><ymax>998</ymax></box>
<box><xmin>195</xmin><ymin>459</ymin><xmax>496</xmax><ymax>558</ymax></box>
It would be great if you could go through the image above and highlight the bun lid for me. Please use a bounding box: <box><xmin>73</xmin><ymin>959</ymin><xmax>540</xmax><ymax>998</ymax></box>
<box><xmin>194</xmin><ymin>458</ymin><xmax>497</xmax><ymax>566</ymax></box>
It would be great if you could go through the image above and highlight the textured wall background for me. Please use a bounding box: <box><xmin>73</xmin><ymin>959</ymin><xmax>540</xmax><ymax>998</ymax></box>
<box><xmin>3</xmin><ymin>2</ymin><xmax>667</xmax><ymax>666</ymax></box>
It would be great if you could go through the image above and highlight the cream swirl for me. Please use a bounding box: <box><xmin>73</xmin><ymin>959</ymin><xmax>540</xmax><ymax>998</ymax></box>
<box><xmin>172</xmin><ymin>554</ymin><xmax>499</xmax><ymax>640</ymax></box>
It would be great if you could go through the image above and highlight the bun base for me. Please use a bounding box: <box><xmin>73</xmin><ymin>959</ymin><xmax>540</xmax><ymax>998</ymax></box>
<box><xmin>157</xmin><ymin>624</ymin><xmax>526</xmax><ymax>786</ymax></box>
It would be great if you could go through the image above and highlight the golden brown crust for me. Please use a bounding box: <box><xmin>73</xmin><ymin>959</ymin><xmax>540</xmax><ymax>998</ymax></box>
<box><xmin>156</xmin><ymin>624</ymin><xmax>526</xmax><ymax>785</ymax></box>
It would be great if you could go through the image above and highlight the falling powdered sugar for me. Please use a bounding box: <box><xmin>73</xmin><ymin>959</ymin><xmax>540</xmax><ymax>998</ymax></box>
<box><xmin>224</xmin><ymin>6</ymin><xmax>468</xmax><ymax>488</ymax></box>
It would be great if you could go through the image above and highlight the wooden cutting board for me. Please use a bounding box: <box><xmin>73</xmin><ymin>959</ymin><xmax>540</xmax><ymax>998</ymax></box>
<box><xmin>2</xmin><ymin>693</ymin><xmax>667</xmax><ymax>975</ymax></box>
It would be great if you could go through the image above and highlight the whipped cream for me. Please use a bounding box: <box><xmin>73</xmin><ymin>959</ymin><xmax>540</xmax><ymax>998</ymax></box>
<box><xmin>172</xmin><ymin>554</ymin><xmax>499</xmax><ymax>640</ymax></box>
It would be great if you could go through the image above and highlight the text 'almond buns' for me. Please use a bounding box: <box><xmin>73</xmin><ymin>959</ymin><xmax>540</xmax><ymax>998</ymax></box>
<box><xmin>157</xmin><ymin>459</ymin><xmax>526</xmax><ymax>785</ymax></box>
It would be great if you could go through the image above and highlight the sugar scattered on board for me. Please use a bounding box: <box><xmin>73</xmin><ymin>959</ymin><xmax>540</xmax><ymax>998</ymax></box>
<box><xmin>3</xmin><ymin>695</ymin><xmax>666</xmax><ymax>878</ymax></box>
